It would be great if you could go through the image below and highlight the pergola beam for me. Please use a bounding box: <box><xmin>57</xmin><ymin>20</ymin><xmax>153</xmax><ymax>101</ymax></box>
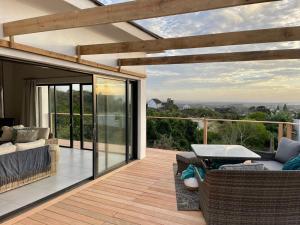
<box><xmin>118</xmin><ymin>49</ymin><xmax>300</xmax><ymax>66</ymax></box>
<box><xmin>80</xmin><ymin>26</ymin><xmax>300</xmax><ymax>55</ymax></box>
<box><xmin>3</xmin><ymin>0</ymin><xmax>279</xmax><ymax>36</ymax></box>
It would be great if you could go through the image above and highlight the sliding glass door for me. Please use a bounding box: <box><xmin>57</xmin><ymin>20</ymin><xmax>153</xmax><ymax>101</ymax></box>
<box><xmin>49</xmin><ymin>84</ymin><xmax>93</xmax><ymax>149</ymax></box>
<box><xmin>94</xmin><ymin>76</ymin><xmax>127</xmax><ymax>174</ymax></box>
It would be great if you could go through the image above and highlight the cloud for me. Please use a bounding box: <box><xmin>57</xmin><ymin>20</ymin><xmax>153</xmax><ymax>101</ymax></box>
<box><xmin>100</xmin><ymin>0</ymin><xmax>300</xmax><ymax>103</ymax></box>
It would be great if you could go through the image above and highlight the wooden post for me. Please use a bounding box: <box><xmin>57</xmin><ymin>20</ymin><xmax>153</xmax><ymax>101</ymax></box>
<box><xmin>203</xmin><ymin>118</ymin><xmax>208</xmax><ymax>144</ymax></box>
<box><xmin>278</xmin><ymin>123</ymin><xmax>283</xmax><ymax>144</ymax></box>
<box><xmin>9</xmin><ymin>36</ymin><xmax>14</xmax><ymax>48</ymax></box>
<box><xmin>76</xmin><ymin>45</ymin><xmax>81</xmax><ymax>63</ymax></box>
<box><xmin>286</xmin><ymin>124</ymin><xmax>293</xmax><ymax>139</ymax></box>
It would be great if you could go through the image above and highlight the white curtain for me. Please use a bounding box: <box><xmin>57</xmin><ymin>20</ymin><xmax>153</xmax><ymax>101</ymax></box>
<box><xmin>21</xmin><ymin>80</ymin><xmax>38</xmax><ymax>127</ymax></box>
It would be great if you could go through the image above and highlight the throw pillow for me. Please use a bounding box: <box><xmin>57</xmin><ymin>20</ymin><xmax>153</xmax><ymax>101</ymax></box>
<box><xmin>282</xmin><ymin>155</ymin><xmax>300</xmax><ymax>170</ymax></box>
<box><xmin>36</xmin><ymin>128</ymin><xmax>50</xmax><ymax>140</ymax></box>
<box><xmin>0</xmin><ymin>125</ymin><xmax>24</xmax><ymax>141</ymax></box>
<box><xmin>183</xmin><ymin>177</ymin><xmax>198</xmax><ymax>191</ymax></box>
<box><xmin>219</xmin><ymin>163</ymin><xmax>264</xmax><ymax>171</ymax></box>
<box><xmin>181</xmin><ymin>164</ymin><xmax>195</xmax><ymax>180</ymax></box>
<box><xmin>14</xmin><ymin>129</ymin><xmax>39</xmax><ymax>143</ymax></box>
<box><xmin>15</xmin><ymin>139</ymin><xmax>46</xmax><ymax>151</ymax></box>
<box><xmin>275</xmin><ymin>138</ymin><xmax>300</xmax><ymax>163</ymax></box>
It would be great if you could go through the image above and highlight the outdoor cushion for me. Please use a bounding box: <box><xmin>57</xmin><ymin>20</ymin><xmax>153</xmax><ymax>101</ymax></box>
<box><xmin>257</xmin><ymin>160</ymin><xmax>283</xmax><ymax>171</ymax></box>
<box><xmin>283</xmin><ymin>155</ymin><xmax>300</xmax><ymax>170</ymax></box>
<box><xmin>183</xmin><ymin>177</ymin><xmax>198</xmax><ymax>191</ymax></box>
<box><xmin>181</xmin><ymin>164</ymin><xmax>195</xmax><ymax>180</ymax></box>
<box><xmin>16</xmin><ymin>139</ymin><xmax>45</xmax><ymax>151</ymax></box>
<box><xmin>219</xmin><ymin>163</ymin><xmax>264</xmax><ymax>171</ymax></box>
<box><xmin>0</xmin><ymin>142</ymin><xmax>16</xmax><ymax>155</ymax></box>
<box><xmin>176</xmin><ymin>152</ymin><xmax>198</xmax><ymax>164</ymax></box>
<box><xmin>275</xmin><ymin>138</ymin><xmax>300</xmax><ymax>163</ymax></box>
<box><xmin>14</xmin><ymin>129</ymin><xmax>39</xmax><ymax>143</ymax></box>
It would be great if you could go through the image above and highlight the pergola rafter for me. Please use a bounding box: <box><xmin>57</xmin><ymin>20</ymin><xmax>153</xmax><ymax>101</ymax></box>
<box><xmin>118</xmin><ymin>49</ymin><xmax>300</xmax><ymax>66</ymax></box>
<box><xmin>79</xmin><ymin>26</ymin><xmax>300</xmax><ymax>55</ymax></box>
<box><xmin>3</xmin><ymin>0</ymin><xmax>279</xmax><ymax>36</ymax></box>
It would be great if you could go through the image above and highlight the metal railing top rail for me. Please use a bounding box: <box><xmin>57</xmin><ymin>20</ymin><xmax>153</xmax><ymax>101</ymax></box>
<box><xmin>147</xmin><ymin>116</ymin><xmax>297</xmax><ymax>126</ymax></box>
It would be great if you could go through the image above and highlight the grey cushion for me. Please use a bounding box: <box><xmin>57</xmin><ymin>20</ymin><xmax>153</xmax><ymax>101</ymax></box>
<box><xmin>176</xmin><ymin>152</ymin><xmax>198</xmax><ymax>164</ymax></box>
<box><xmin>14</xmin><ymin>129</ymin><xmax>39</xmax><ymax>143</ymax></box>
<box><xmin>275</xmin><ymin>138</ymin><xmax>300</xmax><ymax>163</ymax></box>
<box><xmin>256</xmin><ymin>160</ymin><xmax>283</xmax><ymax>171</ymax></box>
<box><xmin>219</xmin><ymin>163</ymin><xmax>264</xmax><ymax>171</ymax></box>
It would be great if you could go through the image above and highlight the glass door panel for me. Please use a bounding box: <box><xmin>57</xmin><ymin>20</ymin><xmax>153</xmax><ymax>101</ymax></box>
<box><xmin>55</xmin><ymin>85</ymin><xmax>71</xmax><ymax>147</ymax></box>
<box><xmin>72</xmin><ymin>84</ymin><xmax>81</xmax><ymax>149</ymax></box>
<box><xmin>94</xmin><ymin>76</ymin><xmax>127</xmax><ymax>174</ymax></box>
<box><xmin>82</xmin><ymin>85</ymin><xmax>93</xmax><ymax>150</ymax></box>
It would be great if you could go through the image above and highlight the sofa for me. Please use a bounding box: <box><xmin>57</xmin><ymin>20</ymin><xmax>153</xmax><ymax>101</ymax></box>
<box><xmin>195</xmin><ymin>138</ymin><xmax>300</xmax><ymax>225</ymax></box>
<box><xmin>0</xmin><ymin>126</ymin><xmax>60</xmax><ymax>193</ymax></box>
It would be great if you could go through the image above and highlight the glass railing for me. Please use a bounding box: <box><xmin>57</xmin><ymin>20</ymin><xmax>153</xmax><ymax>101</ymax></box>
<box><xmin>147</xmin><ymin>116</ymin><xmax>297</xmax><ymax>152</ymax></box>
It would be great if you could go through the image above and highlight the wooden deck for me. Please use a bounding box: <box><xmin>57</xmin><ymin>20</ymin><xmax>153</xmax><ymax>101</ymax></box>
<box><xmin>3</xmin><ymin>148</ymin><xmax>205</xmax><ymax>225</ymax></box>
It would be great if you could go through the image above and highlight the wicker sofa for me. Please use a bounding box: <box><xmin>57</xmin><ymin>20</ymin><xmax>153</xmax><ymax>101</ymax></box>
<box><xmin>0</xmin><ymin>139</ymin><xmax>60</xmax><ymax>194</ymax></box>
<box><xmin>195</xmin><ymin>152</ymin><xmax>300</xmax><ymax>225</ymax></box>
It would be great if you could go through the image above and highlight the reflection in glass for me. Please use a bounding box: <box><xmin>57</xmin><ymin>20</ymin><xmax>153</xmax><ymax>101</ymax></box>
<box><xmin>55</xmin><ymin>85</ymin><xmax>71</xmax><ymax>147</ymax></box>
<box><xmin>95</xmin><ymin>77</ymin><xmax>126</xmax><ymax>174</ymax></box>
<box><xmin>82</xmin><ymin>85</ymin><xmax>93</xmax><ymax>150</ymax></box>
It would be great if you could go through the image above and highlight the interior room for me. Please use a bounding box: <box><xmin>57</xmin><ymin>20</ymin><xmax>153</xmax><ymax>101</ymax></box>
<box><xmin>0</xmin><ymin>58</ymin><xmax>93</xmax><ymax>218</ymax></box>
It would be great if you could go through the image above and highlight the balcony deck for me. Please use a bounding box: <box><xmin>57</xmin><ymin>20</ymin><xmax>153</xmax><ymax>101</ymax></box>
<box><xmin>3</xmin><ymin>148</ymin><xmax>205</xmax><ymax>225</ymax></box>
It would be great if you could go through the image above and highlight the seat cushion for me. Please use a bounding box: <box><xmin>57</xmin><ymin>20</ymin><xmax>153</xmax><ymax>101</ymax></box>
<box><xmin>275</xmin><ymin>138</ymin><xmax>300</xmax><ymax>163</ymax></box>
<box><xmin>176</xmin><ymin>152</ymin><xmax>198</xmax><ymax>163</ymax></box>
<box><xmin>15</xmin><ymin>139</ymin><xmax>45</xmax><ymax>151</ymax></box>
<box><xmin>0</xmin><ymin>142</ymin><xmax>16</xmax><ymax>155</ymax></box>
<box><xmin>219</xmin><ymin>163</ymin><xmax>264</xmax><ymax>171</ymax></box>
<box><xmin>257</xmin><ymin>160</ymin><xmax>284</xmax><ymax>171</ymax></box>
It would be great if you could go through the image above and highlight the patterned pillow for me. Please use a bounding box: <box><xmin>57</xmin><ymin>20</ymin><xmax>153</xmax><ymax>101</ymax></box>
<box><xmin>14</xmin><ymin>129</ymin><xmax>39</xmax><ymax>143</ymax></box>
<box><xmin>0</xmin><ymin>125</ymin><xmax>24</xmax><ymax>141</ymax></box>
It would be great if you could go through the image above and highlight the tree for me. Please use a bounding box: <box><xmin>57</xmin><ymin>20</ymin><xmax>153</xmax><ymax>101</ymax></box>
<box><xmin>283</xmin><ymin>104</ymin><xmax>288</xmax><ymax>112</ymax></box>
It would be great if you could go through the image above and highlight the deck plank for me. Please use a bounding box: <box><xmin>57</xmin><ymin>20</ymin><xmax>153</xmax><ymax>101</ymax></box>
<box><xmin>3</xmin><ymin>149</ymin><xmax>205</xmax><ymax>225</ymax></box>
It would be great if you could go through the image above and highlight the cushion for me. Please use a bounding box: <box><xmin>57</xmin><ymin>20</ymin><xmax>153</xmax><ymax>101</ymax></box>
<box><xmin>36</xmin><ymin>128</ymin><xmax>50</xmax><ymax>140</ymax></box>
<box><xmin>181</xmin><ymin>164</ymin><xmax>195</xmax><ymax>180</ymax></box>
<box><xmin>275</xmin><ymin>138</ymin><xmax>300</xmax><ymax>163</ymax></box>
<box><xmin>14</xmin><ymin>129</ymin><xmax>39</xmax><ymax>143</ymax></box>
<box><xmin>283</xmin><ymin>155</ymin><xmax>300</xmax><ymax>170</ymax></box>
<box><xmin>219</xmin><ymin>163</ymin><xmax>264</xmax><ymax>171</ymax></box>
<box><xmin>16</xmin><ymin>139</ymin><xmax>45</xmax><ymax>151</ymax></box>
<box><xmin>257</xmin><ymin>160</ymin><xmax>283</xmax><ymax>171</ymax></box>
<box><xmin>176</xmin><ymin>152</ymin><xmax>198</xmax><ymax>164</ymax></box>
<box><xmin>0</xmin><ymin>125</ymin><xmax>24</xmax><ymax>141</ymax></box>
<box><xmin>183</xmin><ymin>177</ymin><xmax>198</xmax><ymax>191</ymax></box>
<box><xmin>0</xmin><ymin>142</ymin><xmax>16</xmax><ymax>155</ymax></box>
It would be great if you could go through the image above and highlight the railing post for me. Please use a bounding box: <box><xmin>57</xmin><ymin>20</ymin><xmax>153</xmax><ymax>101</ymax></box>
<box><xmin>286</xmin><ymin>124</ymin><xmax>293</xmax><ymax>139</ymax></box>
<box><xmin>203</xmin><ymin>118</ymin><xmax>208</xmax><ymax>144</ymax></box>
<box><xmin>278</xmin><ymin>123</ymin><xmax>283</xmax><ymax>144</ymax></box>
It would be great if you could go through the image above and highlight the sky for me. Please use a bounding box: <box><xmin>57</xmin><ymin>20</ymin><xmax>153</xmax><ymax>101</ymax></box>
<box><xmin>100</xmin><ymin>0</ymin><xmax>300</xmax><ymax>104</ymax></box>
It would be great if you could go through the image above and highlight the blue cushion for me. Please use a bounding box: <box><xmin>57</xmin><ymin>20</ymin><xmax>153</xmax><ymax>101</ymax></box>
<box><xmin>181</xmin><ymin>164</ymin><xmax>195</xmax><ymax>180</ymax></box>
<box><xmin>282</xmin><ymin>155</ymin><xmax>300</xmax><ymax>170</ymax></box>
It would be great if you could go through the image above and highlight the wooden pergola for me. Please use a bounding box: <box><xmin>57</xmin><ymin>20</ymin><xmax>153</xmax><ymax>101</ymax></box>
<box><xmin>2</xmin><ymin>0</ymin><xmax>299</xmax><ymax>77</ymax></box>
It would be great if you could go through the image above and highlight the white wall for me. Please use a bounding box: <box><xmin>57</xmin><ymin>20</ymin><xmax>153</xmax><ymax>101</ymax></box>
<box><xmin>138</xmin><ymin>79</ymin><xmax>147</xmax><ymax>159</ymax></box>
